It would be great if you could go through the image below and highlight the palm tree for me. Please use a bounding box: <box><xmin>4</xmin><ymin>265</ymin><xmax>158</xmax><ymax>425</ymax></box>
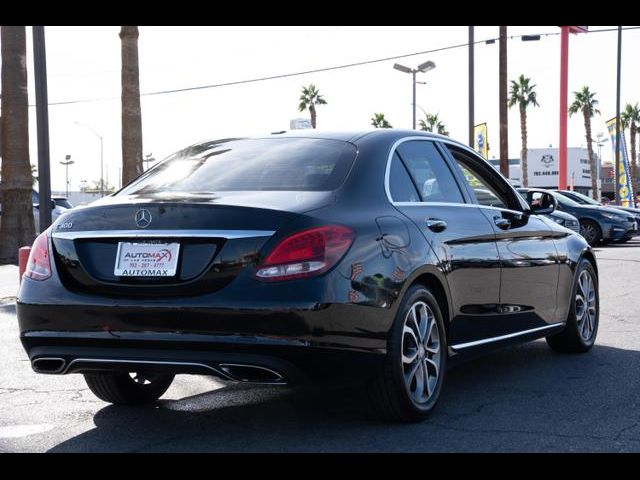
<box><xmin>120</xmin><ymin>26</ymin><xmax>144</xmax><ymax>185</ymax></box>
<box><xmin>371</xmin><ymin>113</ymin><xmax>392</xmax><ymax>128</ymax></box>
<box><xmin>621</xmin><ymin>102</ymin><xmax>640</xmax><ymax>191</ymax></box>
<box><xmin>508</xmin><ymin>75</ymin><xmax>539</xmax><ymax>187</ymax></box>
<box><xmin>0</xmin><ymin>26</ymin><xmax>35</xmax><ymax>264</ymax></box>
<box><xmin>298</xmin><ymin>84</ymin><xmax>327</xmax><ymax>129</ymax></box>
<box><xmin>569</xmin><ymin>86</ymin><xmax>600</xmax><ymax>200</ymax></box>
<box><xmin>418</xmin><ymin>113</ymin><xmax>449</xmax><ymax>136</ymax></box>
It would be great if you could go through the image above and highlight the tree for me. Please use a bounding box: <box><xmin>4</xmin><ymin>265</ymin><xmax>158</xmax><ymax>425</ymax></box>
<box><xmin>621</xmin><ymin>102</ymin><xmax>640</xmax><ymax>191</ymax></box>
<box><xmin>298</xmin><ymin>84</ymin><xmax>327</xmax><ymax>129</ymax></box>
<box><xmin>508</xmin><ymin>75</ymin><xmax>539</xmax><ymax>187</ymax></box>
<box><xmin>0</xmin><ymin>26</ymin><xmax>35</xmax><ymax>264</ymax></box>
<box><xmin>418</xmin><ymin>113</ymin><xmax>449</xmax><ymax>136</ymax></box>
<box><xmin>120</xmin><ymin>26</ymin><xmax>143</xmax><ymax>185</ymax></box>
<box><xmin>569</xmin><ymin>86</ymin><xmax>600</xmax><ymax>200</ymax></box>
<box><xmin>371</xmin><ymin>113</ymin><xmax>392</xmax><ymax>128</ymax></box>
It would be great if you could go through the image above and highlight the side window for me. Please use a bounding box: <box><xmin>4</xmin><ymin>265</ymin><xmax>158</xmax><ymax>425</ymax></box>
<box><xmin>449</xmin><ymin>152</ymin><xmax>509</xmax><ymax>209</ymax></box>
<box><xmin>389</xmin><ymin>152</ymin><xmax>420</xmax><ymax>202</ymax></box>
<box><xmin>394</xmin><ymin>141</ymin><xmax>464</xmax><ymax>204</ymax></box>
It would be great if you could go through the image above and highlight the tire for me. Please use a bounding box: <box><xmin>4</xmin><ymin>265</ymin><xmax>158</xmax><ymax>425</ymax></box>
<box><xmin>546</xmin><ymin>259</ymin><xmax>599</xmax><ymax>353</ymax></box>
<box><xmin>579</xmin><ymin>220</ymin><xmax>601</xmax><ymax>247</ymax></box>
<box><xmin>365</xmin><ymin>284</ymin><xmax>447</xmax><ymax>422</ymax></box>
<box><xmin>84</xmin><ymin>372</ymin><xmax>175</xmax><ymax>405</ymax></box>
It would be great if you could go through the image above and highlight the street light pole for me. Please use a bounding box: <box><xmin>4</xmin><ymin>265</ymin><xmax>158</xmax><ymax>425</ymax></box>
<box><xmin>74</xmin><ymin>122</ymin><xmax>104</xmax><ymax>196</ymax></box>
<box><xmin>393</xmin><ymin>61</ymin><xmax>436</xmax><ymax>130</ymax></box>
<box><xmin>59</xmin><ymin>154</ymin><xmax>74</xmax><ymax>198</ymax></box>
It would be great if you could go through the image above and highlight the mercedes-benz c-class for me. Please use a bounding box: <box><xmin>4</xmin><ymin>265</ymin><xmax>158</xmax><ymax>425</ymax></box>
<box><xmin>18</xmin><ymin>130</ymin><xmax>599</xmax><ymax>421</ymax></box>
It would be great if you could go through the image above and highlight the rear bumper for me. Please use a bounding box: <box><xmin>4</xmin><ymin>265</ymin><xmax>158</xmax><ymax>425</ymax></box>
<box><xmin>18</xmin><ymin>301</ymin><xmax>389</xmax><ymax>385</ymax></box>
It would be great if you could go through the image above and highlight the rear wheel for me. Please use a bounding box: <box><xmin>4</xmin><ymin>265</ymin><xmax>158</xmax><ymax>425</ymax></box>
<box><xmin>579</xmin><ymin>220</ymin><xmax>601</xmax><ymax>246</ymax></box>
<box><xmin>365</xmin><ymin>285</ymin><xmax>447</xmax><ymax>422</ymax></box>
<box><xmin>84</xmin><ymin>372</ymin><xmax>175</xmax><ymax>405</ymax></box>
<box><xmin>546</xmin><ymin>259</ymin><xmax>599</xmax><ymax>353</ymax></box>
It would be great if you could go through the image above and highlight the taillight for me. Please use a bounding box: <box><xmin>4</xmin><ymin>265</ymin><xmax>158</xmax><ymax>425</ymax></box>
<box><xmin>255</xmin><ymin>225</ymin><xmax>354</xmax><ymax>281</ymax></box>
<box><xmin>24</xmin><ymin>232</ymin><xmax>51</xmax><ymax>281</ymax></box>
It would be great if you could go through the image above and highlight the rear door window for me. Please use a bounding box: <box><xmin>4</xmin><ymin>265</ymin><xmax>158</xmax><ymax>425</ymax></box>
<box><xmin>393</xmin><ymin>141</ymin><xmax>464</xmax><ymax>204</ymax></box>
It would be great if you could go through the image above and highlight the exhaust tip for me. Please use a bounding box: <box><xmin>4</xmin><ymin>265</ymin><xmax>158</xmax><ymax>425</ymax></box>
<box><xmin>219</xmin><ymin>363</ymin><xmax>285</xmax><ymax>384</ymax></box>
<box><xmin>32</xmin><ymin>357</ymin><xmax>66</xmax><ymax>374</ymax></box>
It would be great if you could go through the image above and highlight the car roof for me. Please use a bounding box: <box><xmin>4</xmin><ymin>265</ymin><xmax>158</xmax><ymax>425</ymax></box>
<box><xmin>188</xmin><ymin>129</ymin><xmax>463</xmax><ymax>149</ymax></box>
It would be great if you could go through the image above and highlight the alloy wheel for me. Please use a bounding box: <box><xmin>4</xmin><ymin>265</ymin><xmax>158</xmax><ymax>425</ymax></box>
<box><xmin>580</xmin><ymin>223</ymin><xmax>598</xmax><ymax>244</ymax></box>
<box><xmin>401</xmin><ymin>301</ymin><xmax>441</xmax><ymax>404</ymax></box>
<box><xmin>575</xmin><ymin>269</ymin><xmax>597</xmax><ymax>341</ymax></box>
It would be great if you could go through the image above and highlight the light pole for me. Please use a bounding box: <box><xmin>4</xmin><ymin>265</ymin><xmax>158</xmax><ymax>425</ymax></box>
<box><xmin>144</xmin><ymin>153</ymin><xmax>156</xmax><ymax>171</ymax></box>
<box><xmin>594</xmin><ymin>132</ymin><xmax>608</xmax><ymax>201</ymax></box>
<box><xmin>59</xmin><ymin>154</ymin><xmax>74</xmax><ymax>198</ymax></box>
<box><xmin>393</xmin><ymin>60</ymin><xmax>436</xmax><ymax>129</ymax></box>
<box><xmin>74</xmin><ymin>122</ymin><xmax>104</xmax><ymax>196</ymax></box>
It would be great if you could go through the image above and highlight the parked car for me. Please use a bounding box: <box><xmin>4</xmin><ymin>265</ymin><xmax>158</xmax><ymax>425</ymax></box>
<box><xmin>554</xmin><ymin>189</ymin><xmax>640</xmax><ymax>240</ymax></box>
<box><xmin>516</xmin><ymin>189</ymin><xmax>580</xmax><ymax>234</ymax></box>
<box><xmin>518</xmin><ymin>187</ymin><xmax>635</xmax><ymax>246</ymax></box>
<box><xmin>18</xmin><ymin>130</ymin><xmax>599</xmax><ymax>422</ymax></box>
<box><xmin>52</xmin><ymin>196</ymin><xmax>74</xmax><ymax>210</ymax></box>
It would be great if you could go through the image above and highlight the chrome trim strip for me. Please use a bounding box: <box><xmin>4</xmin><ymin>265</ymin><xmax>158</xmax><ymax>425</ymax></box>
<box><xmin>219</xmin><ymin>363</ymin><xmax>285</xmax><ymax>383</ymax></box>
<box><xmin>63</xmin><ymin>358</ymin><xmax>234</xmax><ymax>379</ymax></box>
<box><xmin>51</xmin><ymin>229</ymin><xmax>276</xmax><ymax>240</ymax></box>
<box><xmin>62</xmin><ymin>358</ymin><xmax>288</xmax><ymax>385</ymax></box>
<box><xmin>450</xmin><ymin>323</ymin><xmax>564</xmax><ymax>350</ymax></box>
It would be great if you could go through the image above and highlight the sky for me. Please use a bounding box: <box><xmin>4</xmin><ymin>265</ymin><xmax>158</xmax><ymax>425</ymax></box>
<box><xmin>15</xmin><ymin>25</ymin><xmax>640</xmax><ymax>192</ymax></box>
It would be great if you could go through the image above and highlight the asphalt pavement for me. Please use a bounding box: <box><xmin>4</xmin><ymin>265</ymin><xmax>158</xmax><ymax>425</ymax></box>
<box><xmin>1</xmin><ymin>241</ymin><xmax>640</xmax><ymax>452</ymax></box>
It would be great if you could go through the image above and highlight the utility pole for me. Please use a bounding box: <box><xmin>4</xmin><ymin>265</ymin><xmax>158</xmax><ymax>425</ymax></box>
<box><xmin>469</xmin><ymin>26</ymin><xmax>475</xmax><ymax>148</ymax></box>
<box><xmin>499</xmin><ymin>26</ymin><xmax>509</xmax><ymax>177</ymax></box>
<box><xmin>32</xmin><ymin>26</ymin><xmax>52</xmax><ymax>232</ymax></box>
<box><xmin>615</xmin><ymin>25</ymin><xmax>622</xmax><ymax>205</ymax></box>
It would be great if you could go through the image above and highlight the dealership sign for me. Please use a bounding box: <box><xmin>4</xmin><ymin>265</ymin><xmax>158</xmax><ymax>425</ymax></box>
<box><xmin>508</xmin><ymin>148</ymin><xmax>593</xmax><ymax>188</ymax></box>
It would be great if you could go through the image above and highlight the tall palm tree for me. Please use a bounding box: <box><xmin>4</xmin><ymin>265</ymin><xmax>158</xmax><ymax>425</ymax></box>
<box><xmin>569</xmin><ymin>86</ymin><xmax>600</xmax><ymax>200</ymax></box>
<box><xmin>371</xmin><ymin>113</ymin><xmax>392</xmax><ymax>128</ymax></box>
<box><xmin>298</xmin><ymin>84</ymin><xmax>327</xmax><ymax>129</ymax></box>
<box><xmin>418</xmin><ymin>113</ymin><xmax>449</xmax><ymax>136</ymax></box>
<box><xmin>120</xmin><ymin>26</ymin><xmax>143</xmax><ymax>185</ymax></box>
<box><xmin>621</xmin><ymin>102</ymin><xmax>640</xmax><ymax>192</ymax></box>
<box><xmin>508</xmin><ymin>75</ymin><xmax>539</xmax><ymax>187</ymax></box>
<box><xmin>0</xmin><ymin>26</ymin><xmax>35</xmax><ymax>264</ymax></box>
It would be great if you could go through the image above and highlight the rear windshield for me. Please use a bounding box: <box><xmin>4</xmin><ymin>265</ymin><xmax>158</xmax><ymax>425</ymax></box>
<box><xmin>119</xmin><ymin>138</ymin><xmax>357</xmax><ymax>195</ymax></box>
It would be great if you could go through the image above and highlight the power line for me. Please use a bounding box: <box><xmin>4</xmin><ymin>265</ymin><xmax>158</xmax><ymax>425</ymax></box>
<box><xmin>29</xmin><ymin>26</ymin><xmax>640</xmax><ymax>108</ymax></box>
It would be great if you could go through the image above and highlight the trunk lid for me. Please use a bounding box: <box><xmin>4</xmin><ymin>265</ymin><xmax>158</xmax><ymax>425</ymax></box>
<box><xmin>50</xmin><ymin>192</ymin><xmax>332</xmax><ymax>297</ymax></box>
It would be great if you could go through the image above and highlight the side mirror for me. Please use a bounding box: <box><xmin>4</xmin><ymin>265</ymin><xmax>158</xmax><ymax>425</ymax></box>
<box><xmin>51</xmin><ymin>200</ymin><xmax>57</xmax><ymax>210</ymax></box>
<box><xmin>528</xmin><ymin>192</ymin><xmax>557</xmax><ymax>215</ymax></box>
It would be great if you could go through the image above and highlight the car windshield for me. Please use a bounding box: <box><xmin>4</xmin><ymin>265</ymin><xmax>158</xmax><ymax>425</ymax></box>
<box><xmin>554</xmin><ymin>192</ymin><xmax>581</xmax><ymax>207</ymax></box>
<box><xmin>119</xmin><ymin>138</ymin><xmax>357</xmax><ymax>195</ymax></box>
<box><xmin>564</xmin><ymin>190</ymin><xmax>600</xmax><ymax>205</ymax></box>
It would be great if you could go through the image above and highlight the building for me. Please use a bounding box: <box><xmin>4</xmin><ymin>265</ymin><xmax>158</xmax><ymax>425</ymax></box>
<box><xmin>488</xmin><ymin>147</ymin><xmax>597</xmax><ymax>197</ymax></box>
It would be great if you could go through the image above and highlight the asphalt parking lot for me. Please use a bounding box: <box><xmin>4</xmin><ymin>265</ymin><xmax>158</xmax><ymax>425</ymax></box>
<box><xmin>2</xmin><ymin>239</ymin><xmax>640</xmax><ymax>452</ymax></box>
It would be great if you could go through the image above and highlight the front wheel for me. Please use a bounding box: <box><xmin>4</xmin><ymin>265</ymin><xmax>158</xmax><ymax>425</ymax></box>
<box><xmin>365</xmin><ymin>285</ymin><xmax>447</xmax><ymax>422</ymax></box>
<box><xmin>579</xmin><ymin>220</ymin><xmax>601</xmax><ymax>246</ymax></box>
<box><xmin>546</xmin><ymin>259</ymin><xmax>599</xmax><ymax>353</ymax></box>
<box><xmin>84</xmin><ymin>372</ymin><xmax>175</xmax><ymax>405</ymax></box>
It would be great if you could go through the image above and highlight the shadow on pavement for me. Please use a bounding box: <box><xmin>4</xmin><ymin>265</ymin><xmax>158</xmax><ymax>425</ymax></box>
<box><xmin>49</xmin><ymin>341</ymin><xmax>640</xmax><ymax>452</ymax></box>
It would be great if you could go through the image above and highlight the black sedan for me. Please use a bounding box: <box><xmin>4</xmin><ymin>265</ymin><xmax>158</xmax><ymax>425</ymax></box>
<box><xmin>18</xmin><ymin>130</ymin><xmax>599</xmax><ymax>422</ymax></box>
<box><xmin>554</xmin><ymin>189</ymin><xmax>640</xmax><ymax>241</ymax></box>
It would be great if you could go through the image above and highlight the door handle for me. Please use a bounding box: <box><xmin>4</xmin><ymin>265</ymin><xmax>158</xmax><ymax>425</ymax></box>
<box><xmin>494</xmin><ymin>216</ymin><xmax>511</xmax><ymax>230</ymax></box>
<box><xmin>426</xmin><ymin>218</ymin><xmax>447</xmax><ymax>232</ymax></box>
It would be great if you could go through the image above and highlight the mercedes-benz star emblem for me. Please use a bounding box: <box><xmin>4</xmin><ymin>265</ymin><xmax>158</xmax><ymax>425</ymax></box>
<box><xmin>134</xmin><ymin>209</ymin><xmax>152</xmax><ymax>228</ymax></box>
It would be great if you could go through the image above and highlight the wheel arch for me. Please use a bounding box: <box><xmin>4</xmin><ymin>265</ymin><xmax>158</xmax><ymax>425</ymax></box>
<box><xmin>406</xmin><ymin>271</ymin><xmax>452</xmax><ymax>339</ymax></box>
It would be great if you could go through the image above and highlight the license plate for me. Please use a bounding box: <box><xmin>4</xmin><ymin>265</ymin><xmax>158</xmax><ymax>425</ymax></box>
<box><xmin>114</xmin><ymin>242</ymin><xmax>180</xmax><ymax>277</ymax></box>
